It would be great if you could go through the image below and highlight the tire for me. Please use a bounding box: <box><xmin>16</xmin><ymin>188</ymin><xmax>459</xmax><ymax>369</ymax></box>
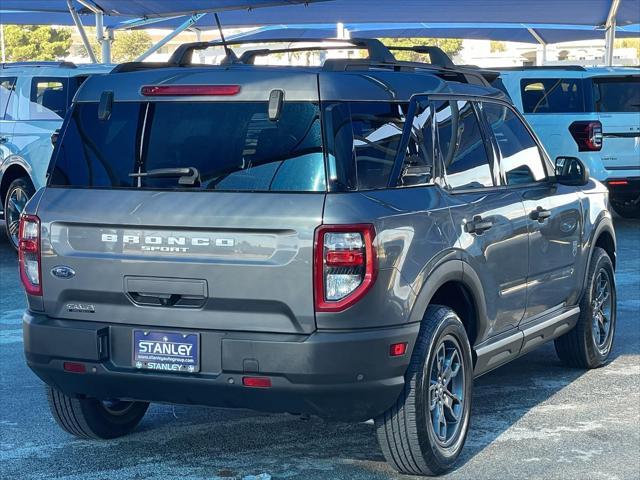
<box><xmin>555</xmin><ymin>247</ymin><xmax>617</xmax><ymax>369</ymax></box>
<box><xmin>610</xmin><ymin>199</ymin><xmax>639</xmax><ymax>219</ymax></box>
<box><xmin>375</xmin><ymin>306</ymin><xmax>473</xmax><ymax>476</ymax></box>
<box><xmin>4</xmin><ymin>177</ymin><xmax>35</xmax><ymax>251</ymax></box>
<box><xmin>47</xmin><ymin>387</ymin><xmax>149</xmax><ymax>439</ymax></box>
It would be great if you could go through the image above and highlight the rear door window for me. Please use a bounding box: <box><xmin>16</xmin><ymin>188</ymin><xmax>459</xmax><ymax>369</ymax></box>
<box><xmin>520</xmin><ymin>78</ymin><xmax>585</xmax><ymax>113</ymax></box>
<box><xmin>592</xmin><ymin>77</ymin><xmax>640</xmax><ymax>112</ymax></box>
<box><xmin>30</xmin><ymin>77</ymin><xmax>69</xmax><ymax>120</ymax></box>
<box><xmin>482</xmin><ymin>102</ymin><xmax>547</xmax><ymax>185</ymax></box>
<box><xmin>435</xmin><ymin>100</ymin><xmax>494</xmax><ymax>190</ymax></box>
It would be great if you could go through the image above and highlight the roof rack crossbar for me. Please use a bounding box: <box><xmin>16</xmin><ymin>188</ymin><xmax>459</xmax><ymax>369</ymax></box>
<box><xmin>167</xmin><ymin>37</ymin><xmax>397</xmax><ymax>66</ymax></box>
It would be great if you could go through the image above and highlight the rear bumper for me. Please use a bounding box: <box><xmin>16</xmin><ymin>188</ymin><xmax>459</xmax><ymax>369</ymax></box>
<box><xmin>605</xmin><ymin>177</ymin><xmax>640</xmax><ymax>202</ymax></box>
<box><xmin>23</xmin><ymin>311</ymin><xmax>419</xmax><ymax>421</ymax></box>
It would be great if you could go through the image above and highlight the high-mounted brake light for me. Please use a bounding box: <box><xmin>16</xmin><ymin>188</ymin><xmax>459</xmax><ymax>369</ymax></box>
<box><xmin>314</xmin><ymin>224</ymin><xmax>376</xmax><ymax>312</ymax></box>
<box><xmin>569</xmin><ymin>121</ymin><xmax>603</xmax><ymax>151</ymax></box>
<box><xmin>141</xmin><ymin>85</ymin><xmax>241</xmax><ymax>96</ymax></box>
<box><xmin>19</xmin><ymin>214</ymin><xmax>42</xmax><ymax>296</ymax></box>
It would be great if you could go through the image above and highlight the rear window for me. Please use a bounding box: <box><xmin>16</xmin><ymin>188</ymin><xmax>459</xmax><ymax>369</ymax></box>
<box><xmin>592</xmin><ymin>77</ymin><xmax>640</xmax><ymax>112</ymax></box>
<box><xmin>520</xmin><ymin>78</ymin><xmax>585</xmax><ymax>113</ymax></box>
<box><xmin>50</xmin><ymin>101</ymin><xmax>325</xmax><ymax>192</ymax></box>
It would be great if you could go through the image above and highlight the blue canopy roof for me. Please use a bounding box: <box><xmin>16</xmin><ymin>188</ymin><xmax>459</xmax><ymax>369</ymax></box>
<box><xmin>1</xmin><ymin>1</ymin><xmax>639</xmax><ymax>27</ymax></box>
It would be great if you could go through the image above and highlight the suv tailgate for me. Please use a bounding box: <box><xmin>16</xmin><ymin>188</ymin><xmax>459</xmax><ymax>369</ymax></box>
<box><xmin>37</xmin><ymin>188</ymin><xmax>323</xmax><ymax>334</ymax></box>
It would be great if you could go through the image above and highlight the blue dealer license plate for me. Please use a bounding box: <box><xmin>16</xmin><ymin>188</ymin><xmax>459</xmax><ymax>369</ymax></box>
<box><xmin>133</xmin><ymin>330</ymin><xmax>200</xmax><ymax>373</ymax></box>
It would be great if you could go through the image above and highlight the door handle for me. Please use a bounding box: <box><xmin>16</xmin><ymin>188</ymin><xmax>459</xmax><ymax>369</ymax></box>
<box><xmin>465</xmin><ymin>215</ymin><xmax>493</xmax><ymax>234</ymax></box>
<box><xmin>530</xmin><ymin>206</ymin><xmax>551</xmax><ymax>223</ymax></box>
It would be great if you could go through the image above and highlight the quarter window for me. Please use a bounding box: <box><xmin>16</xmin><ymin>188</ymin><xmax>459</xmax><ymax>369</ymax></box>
<box><xmin>483</xmin><ymin>103</ymin><xmax>547</xmax><ymax>185</ymax></box>
<box><xmin>436</xmin><ymin>100</ymin><xmax>494</xmax><ymax>190</ymax></box>
<box><xmin>520</xmin><ymin>78</ymin><xmax>585</xmax><ymax>113</ymax></box>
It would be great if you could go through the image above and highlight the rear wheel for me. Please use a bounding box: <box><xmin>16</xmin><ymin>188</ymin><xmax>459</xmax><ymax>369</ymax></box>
<box><xmin>375</xmin><ymin>306</ymin><xmax>473</xmax><ymax>476</ymax></box>
<box><xmin>4</xmin><ymin>177</ymin><xmax>35</xmax><ymax>251</ymax></box>
<box><xmin>47</xmin><ymin>387</ymin><xmax>149</xmax><ymax>439</ymax></box>
<box><xmin>555</xmin><ymin>247</ymin><xmax>616</xmax><ymax>368</ymax></box>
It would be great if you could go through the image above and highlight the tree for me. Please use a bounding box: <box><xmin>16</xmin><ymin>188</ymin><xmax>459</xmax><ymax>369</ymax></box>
<box><xmin>111</xmin><ymin>30</ymin><xmax>153</xmax><ymax>62</ymax></box>
<box><xmin>379</xmin><ymin>37</ymin><xmax>464</xmax><ymax>62</ymax></box>
<box><xmin>2</xmin><ymin>25</ymin><xmax>72</xmax><ymax>61</ymax></box>
<box><xmin>490</xmin><ymin>41</ymin><xmax>507</xmax><ymax>53</ymax></box>
<box><xmin>84</xmin><ymin>28</ymin><xmax>152</xmax><ymax>62</ymax></box>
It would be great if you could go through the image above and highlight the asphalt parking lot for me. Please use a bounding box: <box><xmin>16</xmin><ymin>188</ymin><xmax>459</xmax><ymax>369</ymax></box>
<box><xmin>1</xmin><ymin>219</ymin><xmax>638</xmax><ymax>480</ymax></box>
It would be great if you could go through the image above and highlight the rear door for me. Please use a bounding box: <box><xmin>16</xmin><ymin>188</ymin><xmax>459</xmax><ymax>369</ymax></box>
<box><xmin>435</xmin><ymin>98</ymin><xmax>528</xmax><ymax>336</ymax></box>
<box><xmin>38</xmin><ymin>93</ymin><xmax>326</xmax><ymax>334</ymax></box>
<box><xmin>592</xmin><ymin>75</ymin><xmax>640</xmax><ymax>172</ymax></box>
<box><xmin>0</xmin><ymin>76</ymin><xmax>17</xmax><ymax>167</ymax></box>
<box><xmin>482</xmin><ymin>101</ymin><xmax>583</xmax><ymax>321</ymax></box>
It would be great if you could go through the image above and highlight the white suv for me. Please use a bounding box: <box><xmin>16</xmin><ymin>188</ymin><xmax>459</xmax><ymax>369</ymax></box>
<box><xmin>494</xmin><ymin>66</ymin><xmax>640</xmax><ymax>218</ymax></box>
<box><xmin>0</xmin><ymin>61</ymin><xmax>113</xmax><ymax>249</ymax></box>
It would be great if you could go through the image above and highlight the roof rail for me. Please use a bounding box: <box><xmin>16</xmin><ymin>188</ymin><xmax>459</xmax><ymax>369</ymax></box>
<box><xmin>1</xmin><ymin>61</ymin><xmax>77</xmax><ymax>69</ymax></box>
<box><xmin>168</xmin><ymin>37</ymin><xmax>397</xmax><ymax>66</ymax></box>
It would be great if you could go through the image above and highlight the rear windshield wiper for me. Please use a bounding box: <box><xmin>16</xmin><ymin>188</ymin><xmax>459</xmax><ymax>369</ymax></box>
<box><xmin>129</xmin><ymin>167</ymin><xmax>201</xmax><ymax>186</ymax></box>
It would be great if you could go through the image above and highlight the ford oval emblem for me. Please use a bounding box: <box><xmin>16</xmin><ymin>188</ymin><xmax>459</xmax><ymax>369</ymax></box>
<box><xmin>51</xmin><ymin>266</ymin><xmax>76</xmax><ymax>279</ymax></box>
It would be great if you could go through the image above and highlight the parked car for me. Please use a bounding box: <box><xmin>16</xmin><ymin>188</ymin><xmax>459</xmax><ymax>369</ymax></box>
<box><xmin>0</xmin><ymin>61</ymin><xmax>113</xmax><ymax>249</ymax></box>
<box><xmin>20</xmin><ymin>39</ymin><xmax>617</xmax><ymax>477</ymax></box>
<box><xmin>491</xmin><ymin>66</ymin><xmax>640</xmax><ymax>218</ymax></box>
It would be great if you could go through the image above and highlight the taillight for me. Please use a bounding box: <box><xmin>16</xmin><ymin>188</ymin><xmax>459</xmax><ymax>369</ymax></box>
<box><xmin>140</xmin><ymin>85</ymin><xmax>241</xmax><ymax>96</ymax></box>
<box><xmin>569</xmin><ymin>121</ymin><xmax>602</xmax><ymax>151</ymax></box>
<box><xmin>314</xmin><ymin>224</ymin><xmax>376</xmax><ymax>312</ymax></box>
<box><xmin>19</xmin><ymin>214</ymin><xmax>42</xmax><ymax>296</ymax></box>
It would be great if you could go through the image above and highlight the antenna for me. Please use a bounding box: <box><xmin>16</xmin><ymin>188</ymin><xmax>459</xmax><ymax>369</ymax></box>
<box><xmin>214</xmin><ymin>13</ymin><xmax>232</xmax><ymax>58</ymax></box>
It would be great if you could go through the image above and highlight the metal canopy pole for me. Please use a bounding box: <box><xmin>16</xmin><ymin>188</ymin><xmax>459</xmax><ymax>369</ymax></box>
<box><xmin>66</xmin><ymin>0</ymin><xmax>97</xmax><ymax>63</ymax></box>
<box><xmin>604</xmin><ymin>0</ymin><xmax>621</xmax><ymax>66</ymax></box>
<box><xmin>95</xmin><ymin>12</ymin><xmax>112</xmax><ymax>63</ymax></box>
<box><xmin>135</xmin><ymin>14</ymin><xmax>206</xmax><ymax>62</ymax></box>
<box><xmin>526</xmin><ymin>27</ymin><xmax>547</xmax><ymax>65</ymax></box>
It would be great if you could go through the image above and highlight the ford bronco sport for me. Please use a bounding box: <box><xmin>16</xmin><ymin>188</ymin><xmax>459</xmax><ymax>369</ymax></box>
<box><xmin>20</xmin><ymin>39</ymin><xmax>617</xmax><ymax>476</ymax></box>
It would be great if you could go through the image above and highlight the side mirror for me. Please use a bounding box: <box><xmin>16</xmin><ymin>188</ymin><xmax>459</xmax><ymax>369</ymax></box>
<box><xmin>51</xmin><ymin>129</ymin><xmax>60</xmax><ymax>147</ymax></box>
<box><xmin>555</xmin><ymin>156</ymin><xmax>590</xmax><ymax>186</ymax></box>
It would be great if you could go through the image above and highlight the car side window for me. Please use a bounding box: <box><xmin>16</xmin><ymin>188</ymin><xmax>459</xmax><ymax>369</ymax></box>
<box><xmin>0</xmin><ymin>77</ymin><xmax>17</xmax><ymax>120</ymax></box>
<box><xmin>482</xmin><ymin>102</ymin><xmax>547</xmax><ymax>185</ymax></box>
<box><xmin>30</xmin><ymin>77</ymin><xmax>68</xmax><ymax>120</ymax></box>
<box><xmin>435</xmin><ymin>100</ymin><xmax>494</xmax><ymax>190</ymax></box>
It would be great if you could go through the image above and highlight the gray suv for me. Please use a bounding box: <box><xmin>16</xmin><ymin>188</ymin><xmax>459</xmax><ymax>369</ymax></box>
<box><xmin>20</xmin><ymin>39</ymin><xmax>617</xmax><ymax>476</ymax></box>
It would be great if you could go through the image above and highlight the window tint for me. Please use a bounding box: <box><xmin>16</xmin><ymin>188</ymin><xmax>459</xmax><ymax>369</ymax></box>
<box><xmin>520</xmin><ymin>78</ymin><xmax>585</xmax><ymax>113</ymax></box>
<box><xmin>398</xmin><ymin>99</ymin><xmax>434</xmax><ymax>187</ymax></box>
<box><xmin>483</xmin><ymin>103</ymin><xmax>547</xmax><ymax>185</ymax></box>
<box><xmin>436</xmin><ymin>100</ymin><xmax>494</xmax><ymax>190</ymax></box>
<box><xmin>30</xmin><ymin>77</ymin><xmax>68</xmax><ymax>120</ymax></box>
<box><xmin>593</xmin><ymin>77</ymin><xmax>640</xmax><ymax>112</ymax></box>
<box><xmin>50</xmin><ymin>102</ymin><xmax>141</xmax><ymax>188</ymax></box>
<box><xmin>51</xmin><ymin>101</ymin><xmax>326</xmax><ymax>192</ymax></box>
<box><xmin>143</xmin><ymin>102</ymin><xmax>324</xmax><ymax>191</ymax></box>
<box><xmin>0</xmin><ymin>77</ymin><xmax>17</xmax><ymax>120</ymax></box>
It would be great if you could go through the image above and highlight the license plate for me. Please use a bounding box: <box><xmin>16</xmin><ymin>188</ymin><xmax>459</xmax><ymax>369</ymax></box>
<box><xmin>133</xmin><ymin>330</ymin><xmax>200</xmax><ymax>373</ymax></box>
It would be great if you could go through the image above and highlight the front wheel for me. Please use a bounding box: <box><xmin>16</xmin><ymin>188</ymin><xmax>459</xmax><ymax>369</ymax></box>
<box><xmin>4</xmin><ymin>177</ymin><xmax>35</xmax><ymax>251</ymax></box>
<box><xmin>555</xmin><ymin>247</ymin><xmax>617</xmax><ymax>368</ymax></box>
<box><xmin>47</xmin><ymin>387</ymin><xmax>149</xmax><ymax>439</ymax></box>
<box><xmin>375</xmin><ymin>306</ymin><xmax>473</xmax><ymax>476</ymax></box>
